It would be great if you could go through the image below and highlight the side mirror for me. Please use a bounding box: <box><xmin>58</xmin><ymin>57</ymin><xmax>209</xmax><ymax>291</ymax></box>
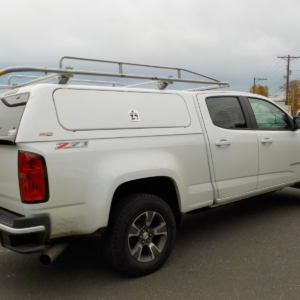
<box><xmin>293</xmin><ymin>116</ymin><xmax>300</xmax><ymax>131</ymax></box>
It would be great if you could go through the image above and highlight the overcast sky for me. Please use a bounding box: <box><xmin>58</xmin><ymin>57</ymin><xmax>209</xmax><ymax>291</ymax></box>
<box><xmin>1</xmin><ymin>0</ymin><xmax>300</xmax><ymax>94</ymax></box>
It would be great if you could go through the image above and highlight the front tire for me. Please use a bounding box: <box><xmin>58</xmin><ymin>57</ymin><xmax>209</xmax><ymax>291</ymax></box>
<box><xmin>102</xmin><ymin>193</ymin><xmax>176</xmax><ymax>277</ymax></box>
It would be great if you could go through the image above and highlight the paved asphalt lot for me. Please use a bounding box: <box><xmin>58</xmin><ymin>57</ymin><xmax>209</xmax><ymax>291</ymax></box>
<box><xmin>2</xmin><ymin>188</ymin><xmax>300</xmax><ymax>300</ymax></box>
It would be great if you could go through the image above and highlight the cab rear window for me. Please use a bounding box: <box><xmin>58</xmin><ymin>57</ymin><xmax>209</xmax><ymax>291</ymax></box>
<box><xmin>206</xmin><ymin>97</ymin><xmax>247</xmax><ymax>129</ymax></box>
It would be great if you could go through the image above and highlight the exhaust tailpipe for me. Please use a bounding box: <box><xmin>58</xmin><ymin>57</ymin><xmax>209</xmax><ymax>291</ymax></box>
<box><xmin>39</xmin><ymin>239</ymin><xmax>71</xmax><ymax>266</ymax></box>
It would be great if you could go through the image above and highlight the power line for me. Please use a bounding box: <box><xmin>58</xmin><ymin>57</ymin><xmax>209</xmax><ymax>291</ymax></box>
<box><xmin>278</xmin><ymin>54</ymin><xmax>300</xmax><ymax>114</ymax></box>
<box><xmin>269</xmin><ymin>79</ymin><xmax>286</xmax><ymax>93</ymax></box>
<box><xmin>257</xmin><ymin>46</ymin><xmax>300</xmax><ymax>77</ymax></box>
<box><xmin>267</xmin><ymin>62</ymin><xmax>286</xmax><ymax>77</ymax></box>
<box><xmin>270</xmin><ymin>76</ymin><xmax>300</xmax><ymax>96</ymax></box>
<box><xmin>269</xmin><ymin>86</ymin><xmax>283</xmax><ymax>95</ymax></box>
<box><xmin>269</xmin><ymin>87</ymin><xmax>284</xmax><ymax>96</ymax></box>
<box><xmin>256</xmin><ymin>58</ymin><xmax>277</xmax><ymax>77</ymax></box>
<box><xmin>268</xmin><ymin>59</ymin><xmax>298</xmax><ymax>79</ymax></box>
<box><xmin>269</xmin><ymin>83</ymin><xmax>283</xmax><ymax>93</ymax></box>
<box><xmin>270</xmin><ymin>77</ymin><xmax>300</xmax><ymax>95</ymax></box>
<box><xmin>269</xmin><ymin>77</ymin><xmax>284</xmax><ymax>90</ymax></box>
<box><xmin>269</xmin><ymin>87</ymin><xmax>283</xmax><ymax>95</ymax></box>
<box><xmin>278</xmin><ymin>45</ymin><xmax>300</xmax><ymax>56</ymax></box>
<box><xmin>263</xmin><ymin>60</ymin><xmax>283</xmax><ymax>76</ymax></box>
<box><xmin>268</xmin><ymin>66</ymin><xmax>286</xmax><ymax>79</ymax></box>
<box><xmin>287</xmin><ymin>49</ymin><xmax>300</xmax><ymax>56</ymax></box>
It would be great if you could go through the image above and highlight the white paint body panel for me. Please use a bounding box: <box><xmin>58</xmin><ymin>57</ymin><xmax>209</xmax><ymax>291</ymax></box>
<box><xmin>19</xmin><ymin>134</ymin><xmax>213</xmax><ymax>238</ymax></box>
<box><xmin>0</xmin><ymin>85</ymin><xmax>299</xmax><ymax>240</ymax></box>
<box><xmin>53</xmin><ymin>89</ymin><xmax>191</xmax><ymax>130</ymax></box>
<box><xmin>255</xmin><ymin>130</ymin><xmax>299</xmax><ymax>189</ymax></box>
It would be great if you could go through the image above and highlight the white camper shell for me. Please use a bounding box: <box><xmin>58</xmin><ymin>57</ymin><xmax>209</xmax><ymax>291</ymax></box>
<box><xmin>0</xmin><ymin>56</ymin><xmax>300</xmax><ymax>276</ymax></box>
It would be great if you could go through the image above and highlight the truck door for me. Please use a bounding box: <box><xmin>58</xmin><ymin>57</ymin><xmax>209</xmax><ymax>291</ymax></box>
<box><xmin>244</xmin><ymin>97</ymin><xmax>300</xmax><ymax>189</ymax></box>
<box><xmin>197</xmin><ymin>95</ymin><xmax>259</xmax><ymax>199</ymax></box>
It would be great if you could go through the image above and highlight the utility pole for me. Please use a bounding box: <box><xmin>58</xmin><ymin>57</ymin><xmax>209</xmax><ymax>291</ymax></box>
<box><xmin>253</xmin><ymin>78</ymin><xmax>267</xmax><ymax>94</ymax></box>
<box><xmin>278</xmin><ymin>55</ymin><xmax>300</xmax><ymax>115</ymax></box>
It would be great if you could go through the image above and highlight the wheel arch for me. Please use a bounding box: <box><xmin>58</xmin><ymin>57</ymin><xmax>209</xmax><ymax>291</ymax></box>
<box><xmin>109</xmin><ymin>176</ymin><xmax>183</xmax><ymax>226</ymax></box>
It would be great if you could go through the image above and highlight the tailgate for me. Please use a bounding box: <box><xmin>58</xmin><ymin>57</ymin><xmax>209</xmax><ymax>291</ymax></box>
<box><xmin>0</xmin><ymin>145</ymin><xmax>23</xmax><ymax>214</ymax></box>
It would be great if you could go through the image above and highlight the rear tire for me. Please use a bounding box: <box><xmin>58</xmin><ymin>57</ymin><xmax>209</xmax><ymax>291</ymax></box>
<box><xmin>102</xmin><ymin>193</ymin><xmax>176</xmax><ymax>277</ymax></box>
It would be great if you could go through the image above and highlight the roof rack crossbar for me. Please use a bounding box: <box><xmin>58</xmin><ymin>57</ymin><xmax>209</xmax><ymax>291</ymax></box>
<box><xmin>125</xmin><ymin>80</ymin><xmax>162</xmax><ymax>88</ymax></box>
<box><xmin>6</xmin><ymin>75</ymin><xmax>127</xmax><ymax>87</ymax></box>
<box><xmin>70</xmin><ymin>79</ymin><xmax>127</xmax><ymax>86</ymax></box>
<box><xmin>0</xmin><ymin>74</ymin><xmax>60</xmax><ymax>90</ymax></box>
<box><xmin>8</xmin><ymin>74</ymin><xmax>60</xmax><ymax>89</ymax></box>
<box><xmin>8</xmin><ymin>75</ymin><xmax>40</xmax><ymax>85</ymax></box>
<box><xmin>59</xmin><ymin>56</ymin><xmax>221</xmax><ymax>83</ymax></box>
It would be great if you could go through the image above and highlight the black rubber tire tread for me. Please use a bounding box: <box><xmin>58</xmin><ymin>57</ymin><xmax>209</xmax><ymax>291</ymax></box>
<box><xmin>102</xmin><ymin>193</ymin><xmax>176</xmax><ymax>277</ymax></box>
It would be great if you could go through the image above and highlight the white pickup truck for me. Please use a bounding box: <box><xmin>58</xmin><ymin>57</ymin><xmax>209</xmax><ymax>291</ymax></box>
<box><xmin>1</xmin><ymin>57</ymin><xmax>300</xmax><ymax>277</ymax></box>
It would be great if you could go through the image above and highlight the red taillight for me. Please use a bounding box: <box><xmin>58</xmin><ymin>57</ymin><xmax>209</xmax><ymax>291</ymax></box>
<box><xmin>18</xmin><ymin>151</ymin><xmax>49</xmax><ymax>203</ymax></box>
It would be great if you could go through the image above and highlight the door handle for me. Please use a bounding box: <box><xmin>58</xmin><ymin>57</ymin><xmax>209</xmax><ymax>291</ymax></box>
<box><xmin>261</xmin><ymin>137</ymin><xmax>273</xmax><ymax>144</ymax></box>
<box><xmin>215</xmin><ymin>139</ymin><xmax>231</xmax><ymax>147</ymax></box>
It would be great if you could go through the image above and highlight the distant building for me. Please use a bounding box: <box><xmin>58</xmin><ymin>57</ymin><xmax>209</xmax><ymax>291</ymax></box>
<box><xmin>269</xmin><ymin>94</ymin><xmax>292</xmax><ymax>115</ymax></box>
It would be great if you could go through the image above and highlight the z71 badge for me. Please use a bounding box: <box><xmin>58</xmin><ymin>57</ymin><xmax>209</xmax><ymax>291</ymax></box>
<box><xmin>40</xmin><ymin>132</ymin><xmax>53</xmax><ymax>136</ymax></box>
<box><xmin>55</xmin><ymin>141</ymin><xmax>89</xmax><ymax>150</ymax></box>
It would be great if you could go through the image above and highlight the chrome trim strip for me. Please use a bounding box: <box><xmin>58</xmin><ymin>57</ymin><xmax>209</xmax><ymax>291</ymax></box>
<box><xmin>0</xmin><ymin>224</ymin><xmax>45</xmax><ymax>234</ymax></box>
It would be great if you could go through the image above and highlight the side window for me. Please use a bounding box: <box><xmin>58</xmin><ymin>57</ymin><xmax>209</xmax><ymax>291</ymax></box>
<box><xmin>206</xmin><ymin>97</ymin><xmax>247</xmax><ymax>129</ymax></box>
<box><xmin>248</xmin><ymin>98</ymin><xmax>290</xmax><ymax>130</ymax></box>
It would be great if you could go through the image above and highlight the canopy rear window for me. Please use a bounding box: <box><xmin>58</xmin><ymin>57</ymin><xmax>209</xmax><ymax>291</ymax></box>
<box><xmin>0</xmin><ymin>93</ymin><xmax>30</xmax><ymax>142</ymax></box>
